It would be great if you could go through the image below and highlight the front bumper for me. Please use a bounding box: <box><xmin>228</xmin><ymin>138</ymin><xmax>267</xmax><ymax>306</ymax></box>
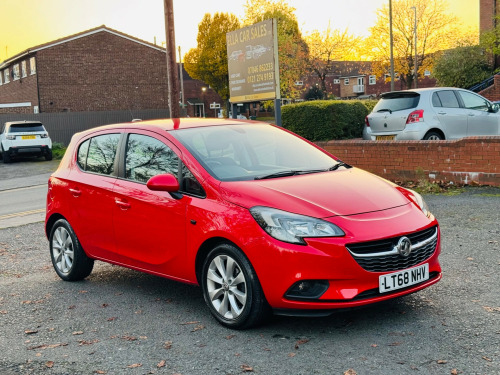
<box><xmin>245</xmin><ymin>203</ymin><xmax>441</xmax><ymax>312</ymax></box>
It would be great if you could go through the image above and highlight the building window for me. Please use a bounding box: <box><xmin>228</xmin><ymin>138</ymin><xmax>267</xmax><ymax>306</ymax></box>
<box><xmin>369</xmin><ymin>75</ymin><xmax>376</xmax><ymax>85</ymax></box>
<box><xmin>344</xmin><ymin>78</ymin><xmax>350</xmax><ymax>85</ymax></box>
<box><xmin>4</xmin><ymin>69</ymin><xmax>10</xmax><ymax>83</ymax></box>
<box><xmin>424</xmin><ymin>70</ymin><xmax>431</xmax><ymax>76</ymax></box>
<box><xmin>30</xmin><ymin>57</ymin><xmax>36</xmax><ymax>75</ymax></box>
<box><xmin>333</xmin><ymin>79</ymin><xmax>340</xmax><ymax>84</ymax></box>
<box><xmin>21</xmin><ymin>61</ymin><xmax>27</xmax><ymax>78</ymax></box>
<box><xmin>294</xmin><ymin>81</ymin><xmax>304</xmax><ymax>86</ymax></box>
<box><xmin>13</xmin><ymin>64</ymin><xmax>20</xmax><ymax>80</ymax></box>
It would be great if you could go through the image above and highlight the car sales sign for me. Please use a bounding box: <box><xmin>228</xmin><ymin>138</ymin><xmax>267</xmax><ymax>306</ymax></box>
<box><xmin>226</xmin><ymin>19</ymin><xmax>280</xmax><ymax>103</ymax></box>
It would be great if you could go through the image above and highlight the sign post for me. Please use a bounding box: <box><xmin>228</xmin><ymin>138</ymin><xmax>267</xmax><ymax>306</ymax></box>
<box><xmin>226</xmin><ymin>19</ymin><xmax>281</xmax><ymax>125</ymax></box>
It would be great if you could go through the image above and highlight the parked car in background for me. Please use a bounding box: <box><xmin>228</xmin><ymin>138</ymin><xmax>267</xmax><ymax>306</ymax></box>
<box><xmin>46</xmin><ymin>118</ymin><xmax>441</xmax><ymax>329</ymax></box>
<box><xmin>1</xmin><ymin>121</ymin><xmax>52</xmax><ymax>162</ymax></box>
<box><xmin>363</xmin><ymin>88</ymin><xmax>500</xmax><ymax>140</ymax></box>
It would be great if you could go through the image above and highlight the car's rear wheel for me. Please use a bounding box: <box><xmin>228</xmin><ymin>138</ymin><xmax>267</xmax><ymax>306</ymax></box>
<box><xmin>49</xmin><ymin>219</ymin><xmax>94</xmax><ymax>281</ymax></box>
<box><xmin>2</xmin><ymin>148</ymin><xmax>11</xmax><ymax>163</ymax></box>
<box><xmin>423</xmin><ymin>131</ymin><xmax>443</xmax><ymax>140</ymax></box>
<box><xmin>45</xmin><ymin>149</ymin><xmax>53</xmax><ymax>161</ymax></box>
<box><xmin>201</xmin><ymin>243</ymin><xmax>270</xmax><ymax>329</ymax></box>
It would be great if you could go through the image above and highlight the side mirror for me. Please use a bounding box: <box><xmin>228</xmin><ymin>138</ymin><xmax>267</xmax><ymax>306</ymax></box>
<box><xmin>492</xmin><ymin>103</ymin><xmax>500</xmax><ymax>113</ymax></box>
<box><xmin>146</xmin><ymin>173</ymin><xmax>179</xmax><ymax>192</ymax></box>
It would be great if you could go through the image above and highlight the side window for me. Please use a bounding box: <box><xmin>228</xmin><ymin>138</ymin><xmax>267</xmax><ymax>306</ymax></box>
<box><xmin>435</xmin><ymin>91</ymin><xmax>460</xmax><ymax>108</ymax></box>
<box><xmin>86</xmin><ymin>134</ymin><xmax>120</xmax><ymax>175</ymax></box>
<box><xmin>126</xmin><ymin>134</ymin><xmax>179</xmax><ymax>183</ymax></box>
<box><xmin>458</xmin><ymin>91</ymin><xmax>489</xmax><ymax>111</ymax></box>
<box><xmin>77</xmin><ymin>139</ymin><xmax>90</xmax><ymax>170</ymax></box>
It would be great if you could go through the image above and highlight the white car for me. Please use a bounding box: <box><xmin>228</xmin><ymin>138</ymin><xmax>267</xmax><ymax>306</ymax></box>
<box><xmin>1</xmin><ymin>121</ymin><xmax>52</xmax><ymax>163</ymax></box>
<box><xmin>363</xmin><ymin>88</ymin><xmax>500</xmax><ymax>140</ymax></box>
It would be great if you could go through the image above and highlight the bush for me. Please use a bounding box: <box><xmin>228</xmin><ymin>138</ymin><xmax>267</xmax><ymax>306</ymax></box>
<box><xmin>281</xmin><ymin>100</ymin><xmax>376</xmax><ymax>141</ymax></box>
<box><xmin>52</xmin><ymin>142</ymin><xmax>67</xmax><ymax>159</ymax></box>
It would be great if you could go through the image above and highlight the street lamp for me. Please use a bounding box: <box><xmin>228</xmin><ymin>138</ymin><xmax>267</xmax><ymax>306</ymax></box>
<box><xmin>411</xmin><ymin>6</ymin><xmax>417</xmax><ymax>89</ymax></box>
<box><xmin>389</xmin><ymin>0</ymin><xmax>395</xmax><ymax>92</ymax></box>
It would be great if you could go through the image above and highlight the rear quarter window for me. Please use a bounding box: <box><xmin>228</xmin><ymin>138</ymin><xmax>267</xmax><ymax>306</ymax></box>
<box><xmin>78</xmin><ymin>134</ymin><xmax>120</xmax><ymax>176</ymax></box>
<box><xmin>373</xmin><ymin>93</ymin><xmax>420</xmax><ymax>112</ymax></box>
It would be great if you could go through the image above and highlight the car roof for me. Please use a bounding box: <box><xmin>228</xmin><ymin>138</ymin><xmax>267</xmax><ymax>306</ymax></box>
<box><xmin>381</xmin><ymin>87</ymin><xmax>471</xmax><ymax>96</ymax></box>
<box><xmin>77</xmin><ymin>117</ymin><xmax>255</xmax><ymax>135</ymax></box>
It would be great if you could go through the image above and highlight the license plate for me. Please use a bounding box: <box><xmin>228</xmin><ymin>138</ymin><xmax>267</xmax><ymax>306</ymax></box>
<box><xmin>379</xmin><ymin>263</ymin><xmax>429</xmax><ymax>293</ymax></box>
<box><xmin>376</xmin><ymin>135</ymin><xmax>395</xmax><ymax>141</ymax></box>
<box><xmin>22</xmin><ymin>135</ymin><xmax>36</xmax><ymax>140</ymax></box>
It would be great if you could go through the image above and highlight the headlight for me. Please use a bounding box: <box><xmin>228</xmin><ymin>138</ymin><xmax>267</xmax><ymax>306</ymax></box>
<box><xmin>406</xmin><ymin>189</ymin><xmax>431</xmax><ymax>217</ymax></box>
<box><xmin>250</xmin><ymin>206</ymin><xmax>345</xmax><ymax>245</ymax></box>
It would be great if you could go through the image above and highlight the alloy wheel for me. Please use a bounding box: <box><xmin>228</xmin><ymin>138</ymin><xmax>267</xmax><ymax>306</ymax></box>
<box><xmin>52</xmin><ymin>226</ymin><xmax>74</xmax><ymax>274</ymax></box>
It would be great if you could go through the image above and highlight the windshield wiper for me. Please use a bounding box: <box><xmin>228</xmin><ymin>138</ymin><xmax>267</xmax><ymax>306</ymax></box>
<box><xmin>328</xmin><ymin>161</ymin><xmax>352</xmax><ymax>171</ymax></box>
<box><xmin>254</xmin><ymin>170</ymin><xmax>300</xmax><ymax>180</ymax></box>
<box><xmin>376</xmin><ymin>108</ymin><xmax>393</xmax><ymax>114</ymax></box>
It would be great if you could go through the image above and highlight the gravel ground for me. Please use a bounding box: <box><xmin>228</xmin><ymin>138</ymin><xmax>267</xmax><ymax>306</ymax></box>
<box><xmin>0</xmin><ymin>188</ymin><xmax>499</xmax><ymax>375</ymax></box>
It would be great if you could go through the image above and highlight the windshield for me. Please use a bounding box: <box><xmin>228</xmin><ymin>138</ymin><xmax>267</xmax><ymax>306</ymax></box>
<box><xmin>172</xmin><ymin>124</ymin><xmax>338</xmax><ymax>181</ymax></box>
<box><xmin>8</xmin><ymin>123</ymin><xmax>45</xmax><ymax>133</ymax></box>
<box><xmin>373</xmin><ymin>92</ymin><xmax>420</xmax><ymax>112</ymax></box>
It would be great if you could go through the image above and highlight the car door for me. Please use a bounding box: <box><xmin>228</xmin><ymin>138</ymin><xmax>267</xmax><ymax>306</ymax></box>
<box><xmin>67</xmin><ymin>132</ymin><xmax>121</xmax><ymax>258</ymax></box>
<box><xmin>456</xmin><ymin>90</ymin><xmax>500</xmax><ymax>136</ymax></box>
<box><xmin>431</xmin><ymin>90</ymin><xmax>468</xmax><ymax>139</ymax></box>
<box><xmin>111</xmin><ymin>132</ymin><xmax>189</xmax><ymax>277</ymax></box>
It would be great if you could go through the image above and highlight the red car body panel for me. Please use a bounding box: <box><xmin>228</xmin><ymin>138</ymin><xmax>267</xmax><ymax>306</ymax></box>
<box><xmin>46</xmin><ymin>119</ymin><xmax>442</xmax><ymax>314</ymax></box>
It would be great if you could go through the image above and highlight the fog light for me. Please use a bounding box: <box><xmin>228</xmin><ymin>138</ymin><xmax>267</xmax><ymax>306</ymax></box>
<box><xmin>285</xmin><ymin>280</ymin><xmax>329</xmax><ymax>300</ymax></box>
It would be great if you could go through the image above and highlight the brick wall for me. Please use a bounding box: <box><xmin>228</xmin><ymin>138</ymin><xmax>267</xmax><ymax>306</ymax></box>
<box><xmin>480</xmin><ymin>0</ymin><xmax>496</xmax><ymax>33</ymax></box>
<box><xmin>0</xmin><ymin>65</ymin><xmax>39</xmax><ymax>111</ymax></box>
<box><xmin>479</xmin><ymin>74</ymin><xmax>500</xmax><ymax>101</ymax></box>
<box><xmin>316</xmin><ymin>137</ymin><xmax>500</xmax><ymax>186</ymax></box>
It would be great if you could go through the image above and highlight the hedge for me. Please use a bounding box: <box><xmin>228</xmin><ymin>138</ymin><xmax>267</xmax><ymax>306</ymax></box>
<box><xmin>281</xmin><ymin>100</ymin><xmax>378</xmax><ymax>141</ymax></box>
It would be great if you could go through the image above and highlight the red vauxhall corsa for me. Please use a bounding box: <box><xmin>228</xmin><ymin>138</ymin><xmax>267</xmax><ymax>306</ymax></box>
<box><xmin>45</xmin><ymin>118</ymin><xmax>441</xmax><ymax>329</ymax></box>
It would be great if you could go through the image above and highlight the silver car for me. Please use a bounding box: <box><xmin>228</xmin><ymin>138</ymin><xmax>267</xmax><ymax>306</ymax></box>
<box><xmin>363</xmin><ymin>88</ymin><xmax>500</xmax><ymax>140</ymax></box>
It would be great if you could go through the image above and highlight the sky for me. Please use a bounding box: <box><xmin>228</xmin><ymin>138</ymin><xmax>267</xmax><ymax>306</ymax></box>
<box><xmin>0</xmin><ymin>0</ymin><xmax>479</xmax><ymax>61</ymax></box>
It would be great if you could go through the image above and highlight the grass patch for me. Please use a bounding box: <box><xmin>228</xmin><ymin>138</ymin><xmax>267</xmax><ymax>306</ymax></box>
<box><xmin>52</xmin><ymin>143</ymin><xmax>67</xmax><ymax>159</ymax></box>
<box><xmin>478</xmin><ymin>193</ymin><xmax>500</xmax><ymax>197</ymax></box>
<box><xmin>399</xmin><ymin>179</ymin><xmax>464</xmax><ymax>195</ymax></box>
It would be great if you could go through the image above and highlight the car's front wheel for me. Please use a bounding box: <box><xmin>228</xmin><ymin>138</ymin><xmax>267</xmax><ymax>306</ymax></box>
<box><xmin>201</xmin><ymin>243</ymin><xmax>270</xmax><ymax>329</ymax></box>
<box><xmin>49</xmin><ymin>219</ymin><xmax>94</xmax><ymax>281</ymax></box>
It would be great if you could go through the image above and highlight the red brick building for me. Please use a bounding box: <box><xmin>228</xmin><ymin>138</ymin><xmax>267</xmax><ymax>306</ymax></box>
<box><xmin>0</xmin><ymin>26</ymin><xmax>222</xmax><ymax>116</ymax></box>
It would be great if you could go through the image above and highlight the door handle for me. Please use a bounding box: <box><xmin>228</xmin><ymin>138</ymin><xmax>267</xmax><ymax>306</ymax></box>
<box><xmin>115</xmin><ymin>199</ymin><xmax>131</xmax><ymax>210</ymax></box>
<box><xmin>437</xmin><ymin>112</ymin><xmax>446</xmax><ymax>115</ymax></box>
<box><xmin>468</xmin><ymin>113</ymin><xmax>475</xmax><ymax>117</ymax></box>
<box><xmin>69</xmin><ymin>188</ymin><xmax>81</xmax><ymax>197</ymax></box>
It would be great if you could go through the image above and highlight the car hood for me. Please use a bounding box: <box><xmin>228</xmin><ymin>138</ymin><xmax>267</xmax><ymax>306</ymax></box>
<box><xmin>219</xmin><ymin>168</ymin><xmax>410</xmax><ymax>218</ymax></box>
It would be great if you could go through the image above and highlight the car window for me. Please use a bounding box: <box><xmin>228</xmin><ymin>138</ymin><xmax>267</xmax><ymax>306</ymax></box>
<box><xmin>125</xmin><ymin>133</ymin><xmax>205</xmax><ymax>197</ymax></box>
<box><xmin>77</xmin><ymin>139</ymin><xmax>90</xmax><ymax>170</ymax></box>
<box><xmin>432</xmin><ymin>91</ymin><xmax>460</xmax><ymax>108</ymax></box>
<box><xmin>458</xmin><ymin>91</ymin><xmax>489</xmax><ymax>111</ymax></box>
<box><xmin>373</xmin><ymin>93</ymin><xmax>420</xmax><ymax>112</ymax></box>
<box><xmin>8</xmin><ymin>123</ymin><xmax>45</xmax><ymax>132</ymax></box>
<box><xmin>85</xmin><ymin>134</ymin><xmax>120</xmax><ymax>176</ymax></box>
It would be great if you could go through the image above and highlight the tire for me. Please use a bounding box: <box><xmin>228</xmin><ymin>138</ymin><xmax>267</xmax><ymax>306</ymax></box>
<box><xmin>45</xmin><ymin>149</ymin><xmax>53</xmax><ymax>161</ymax></box>
<box><xmin>423</xmin><ymin>131</ymin><xmax>443</xmax><ymax>140</ymax></box>
<box><xmin>201</xmin><ymin>243</ymin><xmax>270</xmax><ymax>329</ymax></box>
<box><xmin>2</xmin><ymin>149</ymin><xmax>11</xmax><ymax>163</ymax></box>
<box><xmin>49</xmin><ymin>219</ymin><xmax>94</xmax><ymax>281</ymax></box>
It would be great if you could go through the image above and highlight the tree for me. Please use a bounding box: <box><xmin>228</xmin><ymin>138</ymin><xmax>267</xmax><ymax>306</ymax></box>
<box><xmin>305</xmin><ymin>25</ymin><xmax>361</xmax><ymax>93</ymax></box>
<box><xmin>184</xmin><ymin>13</ymin><xmax>240</xmax><ymax>101</ymax></box>
<box><xmin>304</xmin><ymin>86</ymin><xmax>324</xmax><ymax>100</ymax></box>
<box><xmin>243</xmin><ymin>0</ymin><xmax>309</xmax><ymax>99</ymax></box>
<box><xmin>433</xmin><ymin>42</ymin><xmax>493</xmax><ymax>88</ymax></box>
<box><xmin>364</xmin><ymin>0</ymin><xmax>462</xmax><ymax>89</ymax></box>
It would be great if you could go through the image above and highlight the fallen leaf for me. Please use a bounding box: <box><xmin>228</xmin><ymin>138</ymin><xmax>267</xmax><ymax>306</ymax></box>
<box><xmin>121</xmin><ymin>336</ymin><xmax>137</xmax><ymax>341</ymax></box>
<box><xmin>0</xmin><ymin>310</ymin><xmax>7</xmax><ymax>314</ymax></box>
<box><xmin>164</xmin><ymin>341</ymin><xmax>173</xmax><ymax>350</ymax></box>
<box><xmin>127</xmin><ymin>363</ymin><xmax>142</xmax><ymax>368</ymax></box>
<box><xmin>241</xmin><ymin>364</ymin><xmax>254</xmax><ymax>372</ymax></box>
<box><xmin>45</xmin><ymin>361</ymin><xmax>54</xmax><ymax>368</ymax></box>
<box><xmin>467</xmin><ymin>257</ymin><xmax>474</xmax><ymax>261</ymax></box>
<box><xmin>294</xmin><ymin>338</ymin><xmax>310</xmax><ymax>349</ymax></box>
<box><xmin>482</xmin><ymin>356</ymin><xmax>492</xmax><ymax>362</ymax></box>
<box><xmin>24</xmin><ymin>330</ymin><xmax>38</xmax><ymax>335</ymax></box>
<box><xmin>181</xmin><ymin>321</ymin><xmax>200</xmax><ymax>325</ymax></box>
<box><xmin>95</xmin><ymin>371</ymin><xmax>106</xmax><ymax>374</ymax></box>
<box><xmin>288</xmin><ymin>352</ymin><xmax>296</xmax><ymax>357</ymax></box>
<box><xmin>107</xmin><ymin>317</ymin><xmax>117</xmax><ymax>321</ymax></box>
<box><xmin>68</xmin><ymin>305</ymin><xmax>76</xmax><ymax>309</ymax></box>
<box><xmin>191</xmin><ymin>324</ymin><xmax>205</xmax><ymax>332</ymax></box>
<box><xmin>483</xmin><ymin>306</ymin><xmax>500</xmax><ymax>313</ymax></box>
<box><xmin>437</xmin><ymin>360</ymin><xmax>448</xmax><ymax>364</ymax></box>
<box><xmin>78</xmin><ymin>339</ymin><xmax>99</xmax><ymax>346</ymax></box>
<box><xmin>371</xmin><ymin>344</ymin><xmax>378</xmax><ymax>348</ymax></box>
<box><xmin>157</xmin><ymin>360</ymin><xmax>166</xmax><ymax>368</ymax></box>
<box><xmin>226</xmin><ymin>335</ymin><xmax>235</xmax><ymax>340</ymax></box>
<box><xmin>28</xmin><ymin>343</ymin><xmax>68</xmax><ymax>350</ymax></box>
<box><xmin>344</xmin><ymin>370</ymin><xmax>357</xmax><ymax>375</ymax></box>
<box><xmin>388</xmin><ymin>342</ymin><xmax>402</xmax><ymax>346</ymax></box>
<box><xmin>101</xmin><ymin>304</ymin><xmax>109</xmax><ymax>308</ymax></box>
<box><xmin>72</xmin><ymin>331</ymin><xmax>84</xmax><ymax>335</ymax></box>
<box><xmin>451</xmin><ymin>370</ymin><xmax>459</xmax><ymax>375</ymax></box>
<box><xmin>79</xmin><ymin>290</ymin><xmax>88</xmax><ymax>294</ymax></box>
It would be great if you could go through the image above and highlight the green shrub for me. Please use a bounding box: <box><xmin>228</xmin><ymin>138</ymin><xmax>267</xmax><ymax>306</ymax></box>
<box><xmin>281</xmin><ymin>100</ymin><xmax>377</xmax><ymax>141</ymax></box>
<box><xmin>52</xmin><ymin>142</ymin><xmax>67</xmax><ymax>159</ymax></box>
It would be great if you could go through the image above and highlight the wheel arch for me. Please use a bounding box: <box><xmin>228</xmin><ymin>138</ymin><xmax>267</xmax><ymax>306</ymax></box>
<box><xmin>194</xmin><ymin>236</ymin><xmax>241</xmax><ymax>285</ymax></box>
<box><xmin>45</xmin><ymin>213</ymin><xmax>67</xmax><ymax>239</ymax></box>
<box><xmin>423</xmin><ymin>128</ymin><xmax>445</xmax><ymax>140</ymax></box>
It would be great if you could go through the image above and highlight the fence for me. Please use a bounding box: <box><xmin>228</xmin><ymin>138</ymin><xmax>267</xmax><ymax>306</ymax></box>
<box><xmin>0</xmin><ymin>109</ymin><xmax>170</xmax><ymax>145</ymax></box>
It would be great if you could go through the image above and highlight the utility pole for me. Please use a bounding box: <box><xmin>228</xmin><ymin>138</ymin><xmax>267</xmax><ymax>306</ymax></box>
<box><xmin>389</xmin><ymin>0</ymin><xmax>395</xmax><ymax>92</ymax></box>
<box><xmin>164</xmin><ymin>0</ymin><xmax>180</xmax><ymax>118</ymax></box>
<box><xmin>178</xmin><ymin>46</ymin><xmax>185</xmax><ymax>112</ymax></box>
<box><xmin>411</xmin><ymin>6</ymin><xmax>418</xmax><ymax>89</ymax></box>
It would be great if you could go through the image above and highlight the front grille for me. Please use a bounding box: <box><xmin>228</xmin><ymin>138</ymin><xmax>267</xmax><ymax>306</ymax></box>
<box><xmin>346</xmin><ymin>226</ymin><xmax>438</xmax><ymax>272</ymax></box>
